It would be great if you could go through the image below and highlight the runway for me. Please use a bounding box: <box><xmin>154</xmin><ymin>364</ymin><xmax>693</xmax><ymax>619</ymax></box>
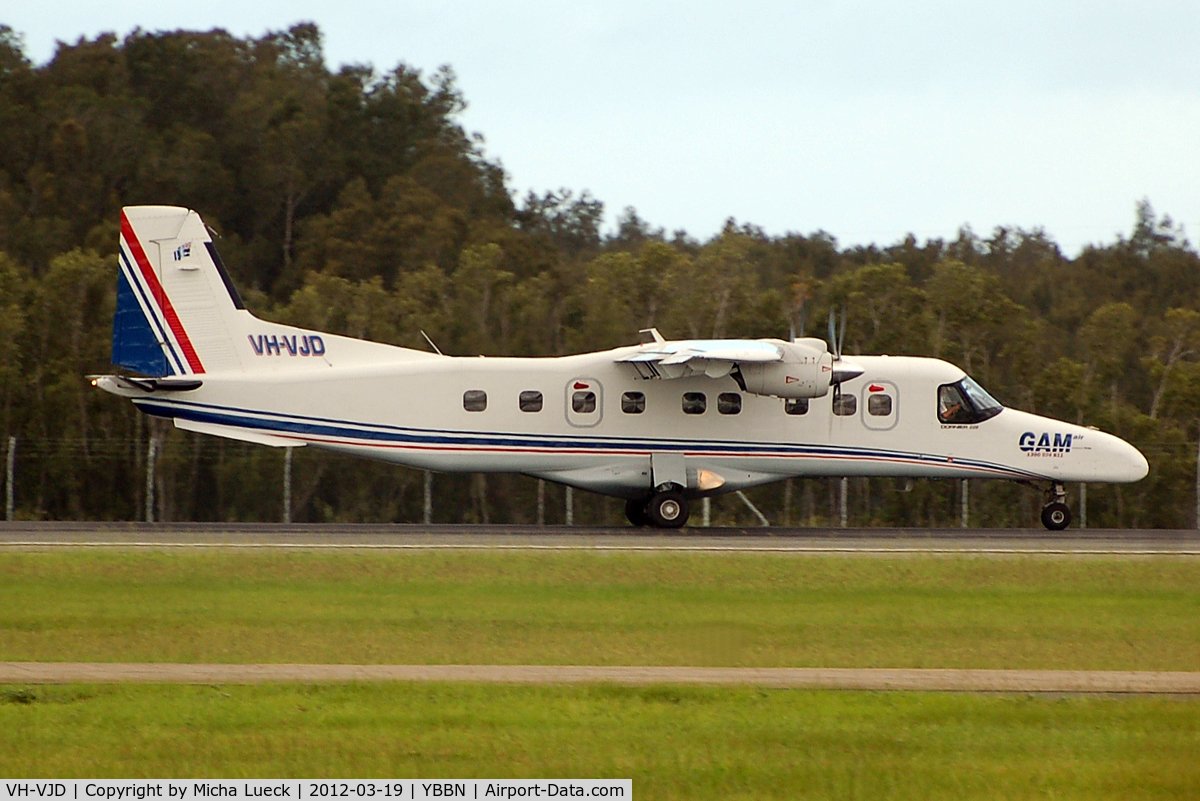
<box><xmin>1</xmin><ymin>521</ymin><xmax>1198</xmax><ymax>553</ymax></box>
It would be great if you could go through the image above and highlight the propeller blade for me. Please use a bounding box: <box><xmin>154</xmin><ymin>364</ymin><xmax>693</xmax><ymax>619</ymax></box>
<box><xmin>838</xmin><ymin>308</ymin><xmax>847</xmax><ymax>357</ymax></box>
<box><xmin>827</xmin><ymin>308</ymin><xmax>838</xmax><ymax>360</ymax></box>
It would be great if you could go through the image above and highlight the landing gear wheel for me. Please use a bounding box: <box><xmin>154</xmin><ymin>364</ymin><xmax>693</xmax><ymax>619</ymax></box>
<box><xmin>1041</xmin><ymin>502</ymin><xmax>1071</xmax><ymax>531</ymax></box>
<box><xmin>647</xmin><ymin>490</ymin><xmax>690</xmax><ymax>529</ymax></box>
<box><xmin>625</xmin><ymin>498</ymin><xmax>650</xmax><ymax>527</ymax></box>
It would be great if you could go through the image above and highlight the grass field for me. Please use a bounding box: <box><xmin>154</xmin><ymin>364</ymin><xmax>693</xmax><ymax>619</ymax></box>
<box><xmin>1</xmin><ymin>548</ymin><xmax>1198</xmax><ymax>795</ymax></box>
<box><xmin>1</xmin><ymin>550</ymin><xmax>1198</xmax><ymax>668</ymax></box>
<box><xmin>1</xmin><ymin>682</ymin><xmax>1198</xmax><ymax>798</ymax></box>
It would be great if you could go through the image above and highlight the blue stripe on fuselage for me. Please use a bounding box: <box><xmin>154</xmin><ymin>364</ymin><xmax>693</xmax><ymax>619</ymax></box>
<box><xmin>134</xmin><ymin>397</ymin><xmax>1041</xmax><ymax>479</ymax></box>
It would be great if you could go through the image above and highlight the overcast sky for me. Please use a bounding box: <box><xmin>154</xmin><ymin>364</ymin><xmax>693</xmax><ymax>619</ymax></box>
<box><xmin>9</xmin><ymin>1</ymin><xmax>1200</xmax><ymax>254</ymax></box>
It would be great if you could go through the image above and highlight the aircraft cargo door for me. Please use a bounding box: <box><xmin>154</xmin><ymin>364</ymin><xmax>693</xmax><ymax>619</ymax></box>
<box><xmin>862</xmin><ymin>381</ymin><xmax>898</xmax><ymax>431</ymax></box>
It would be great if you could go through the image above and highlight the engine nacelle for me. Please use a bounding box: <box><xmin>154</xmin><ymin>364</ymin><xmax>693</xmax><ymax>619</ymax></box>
<box><xmin>738</xmin><ymin>339</ymin><xmax>833</xmax><ymax>399</ymax></box>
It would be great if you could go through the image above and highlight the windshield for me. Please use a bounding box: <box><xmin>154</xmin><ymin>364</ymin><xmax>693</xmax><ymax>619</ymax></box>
<box><xmin>937</xmin><ymin>377</ymin><xmax>1003</xmax><ymax>424</ymax></box>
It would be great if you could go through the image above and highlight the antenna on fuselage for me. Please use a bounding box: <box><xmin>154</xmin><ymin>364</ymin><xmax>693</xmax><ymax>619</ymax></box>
<box><xmin>420</xmin><ymin>330</ymin><xmax>444</xmax><ymax>355</ymax></box>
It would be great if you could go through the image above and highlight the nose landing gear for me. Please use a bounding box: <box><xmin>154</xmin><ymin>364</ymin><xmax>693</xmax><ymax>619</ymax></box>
<box><xmin>1040</xmin><ymin>482</ymin><xmax>1072</xmax><ymax>531</ymax></box>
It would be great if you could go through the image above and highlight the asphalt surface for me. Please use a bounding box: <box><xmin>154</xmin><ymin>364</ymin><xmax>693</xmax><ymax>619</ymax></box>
<box><xmin>1</xmin><ymin>521</ymin><xmax>1198</xmax><ymax>553</ymax></box>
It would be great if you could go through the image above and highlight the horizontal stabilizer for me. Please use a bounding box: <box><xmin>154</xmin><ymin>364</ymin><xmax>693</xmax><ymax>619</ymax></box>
<box><xmin>90</xmin><ymin>374</ymin><xmax>202</xmax><ymax>396</ymax></box>
<box><xmin>174</xmin><ymin>418</ymin><xmax>305</xmax><ymax>448</ymax></box>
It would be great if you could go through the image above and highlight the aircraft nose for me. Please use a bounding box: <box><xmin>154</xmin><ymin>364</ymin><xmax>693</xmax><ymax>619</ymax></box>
<box><xmin>1102</xmin><ymin>434</ymin><xmax>1149</xmax><ymax>483</ymax></box>
<box><xmin>1123</xmin><ymin>441</ymin><xmax>1150</xmax><ymax>482</ymax></box>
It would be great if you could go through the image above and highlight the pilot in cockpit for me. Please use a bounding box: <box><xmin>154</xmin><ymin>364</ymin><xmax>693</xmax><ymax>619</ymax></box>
<box><xmin>938</xmin><ymin>378</ymin><xmax>1003</xmax><ymax>425</ymax></box>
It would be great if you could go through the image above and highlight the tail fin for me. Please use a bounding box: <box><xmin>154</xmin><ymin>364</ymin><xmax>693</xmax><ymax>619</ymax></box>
<box><xmin>113</xmin><ymin>205</ymin><xmax>438</xmax><ymax>379</ymax></box>
<box><xmin>115</xmin><ymin>206</ymin><xmax>246</xmax><ymax>376</ymax></box>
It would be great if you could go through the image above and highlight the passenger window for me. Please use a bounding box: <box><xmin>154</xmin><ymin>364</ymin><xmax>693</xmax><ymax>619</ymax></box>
<box><xmin>621</xmin><ymin>391</ymin><xmax>645</xmax><ymax>414</ymax></box>
<box><xmin>572</xmin><ymin>390</ymin><xmax>597</xmax><ymax>413</ymax></box>
<box><xmin>463</xmin><ymin>390</ymin><xmax>487</xmax><ymax>412</ymax></box>
<box><xmin>833</xmin><ymin>393</ymin><xmax>857</xmax><ymax>416</ymax></box>
<box><xmin>868</xmin><ymin>393</ymin><xmax>892</xmax><ymax>416</ymax></box>
<box><xmin>718</xmin><ymin>392</ymin><xmax>741</xmax><ymax>415</ymax></box>
<box><xmin>519</xmin><ymin>390</ymin><xmax>543</xmax><ymax>412</ymax></box>
<box><xmin>682</xmin><ymin>392</ymin><xmax>707</xmax><ymax>415</ymax></box>
<box><xmin>784</xmin><ymin>398</ymin><xmax>809</xmax><ymax>416</ymax></box>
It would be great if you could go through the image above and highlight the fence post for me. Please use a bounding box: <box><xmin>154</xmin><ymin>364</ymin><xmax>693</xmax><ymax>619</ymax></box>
<box><xmin>423</xmin><ymin>470</ymin><xmax>433</xmax><ymax>525</ymax></box>
<box><xmin>565</xmin><ymin>486</ymin><xmax>574</xmax><ymax>526</ymax></box>
<box><xmin>145</xmin><ymin>436</ymin><xmax>157</xmax><ymax>523</ymax></box>
<box><xmin>5</xmin><ymin>436</ymin><xmax>14</xmax><ymax>522</ymax></box>
<box><xmin>537</xmin><ymin>479</ymin><xmax>545</xmax><ymax>525</ymax></box>
<box><xmin>1079</xmin><ymin>483</ymin><xmax>1087</xmax><ymax>529</ymax></box>
<box><xmin>960</xmin><ymin>479</ymin><xmax>969</xmax><ymax>528</ymax></box>
<box><xmin>839</xmin><ymin>477</ymin><xmax>848</xmax><ymax>528</ymax></box>
<box><xmin>283</xmin><ymin>447</ymin><xmax>293</xmax><ymax>523</ymax></box>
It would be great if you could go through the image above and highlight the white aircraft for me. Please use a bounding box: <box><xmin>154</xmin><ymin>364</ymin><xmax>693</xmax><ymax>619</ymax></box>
<box><xmin>93</xmin><ymin>206</ymin><xmax>1149</xmax><ymax>529</ymax></box>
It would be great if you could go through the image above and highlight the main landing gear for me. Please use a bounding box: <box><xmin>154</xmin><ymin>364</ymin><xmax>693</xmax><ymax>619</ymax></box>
<box><xmin>1040</xmin><ymin>482</ymin><xmax>1072</xmax><ymax>531</ymax></box>
<box><xmin>626</xmin><ymin>487</ymin><xmax>691</xmax><ymax>529</ymax></box>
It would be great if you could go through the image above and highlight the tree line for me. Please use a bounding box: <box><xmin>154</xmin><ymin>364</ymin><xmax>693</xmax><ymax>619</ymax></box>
<box><xmin>2</xmin><ymin>23</ymin><xmax>1199</xmax><ymax>527</ymax></box>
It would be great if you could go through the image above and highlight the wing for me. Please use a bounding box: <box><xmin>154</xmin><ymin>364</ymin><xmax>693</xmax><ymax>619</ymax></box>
<box><xmin>616</xmin><ymin>338</ymin><xmax>784</xmax><ymax>379</ymax></box>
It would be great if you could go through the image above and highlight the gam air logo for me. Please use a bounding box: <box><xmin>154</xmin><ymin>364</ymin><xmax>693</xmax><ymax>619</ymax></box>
<box><xmin>248</xmin><ymin>334</ymin><xmax>326</xmax><ymax>357</ymax></box>
<box><xmin>1020</xmin><ymin>431</ymin><xmax>1072</xmax><ymax>455</ymax></box>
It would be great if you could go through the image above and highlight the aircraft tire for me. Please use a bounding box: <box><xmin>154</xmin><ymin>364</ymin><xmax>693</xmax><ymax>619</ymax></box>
<box><xmin>647</xmin><ymin>490</ymin><xmax>690</xmax><ymax>528</ymax></box>
<box><xmin>1040</xmin><ymin>501</ymin><xmax>1071</xmax><ymax>531</ymax></box>
<box><xmin>625</xmin><ymin>498</ymin><xmax>651</xmax><ymax>527</ymax></box>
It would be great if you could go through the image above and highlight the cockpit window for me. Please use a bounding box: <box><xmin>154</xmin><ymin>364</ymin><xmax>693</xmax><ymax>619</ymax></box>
<box><xmin>938</xmin><ymin>377</ymin><xmax>1003</xmax><ymax>424</ymax></box>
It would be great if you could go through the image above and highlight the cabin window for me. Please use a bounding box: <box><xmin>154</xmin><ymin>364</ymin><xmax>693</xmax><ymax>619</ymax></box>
<box><xmin>833</xmin><ymin>393</ymin><xmax>857</xmax><ymax>416</ymax></box>
<box><xmin>718</xmin><ymin>392</ymin><xmax>742</xmax><ymax>415</ymax></box>
<box><xmin>868</xmin><ymin>393</ymin><xmax>893</xmax><ymax>416</ymax></box>
<box><xmin>572</xmin><ymin>390</ymin><xmax>597</xmax><ymax>413</ymax></box>
<box><xmin>463</xmin><ymin>390</ymin><xmax>487</xmax><ymax>412</ymax></box>
<box><xmin>938</xmin><ymin>377</ymin><xmax>1003</xmax><ymax>424</ymax></box>
<box><xmin>519</xmin><ymin>390</ymin><xmax>543</xmax><ymax>412</ymax></box>
<box><xmin>784</xmin><ymin>398</ymin><xmax>809</xmax><ymax>416</ymax></box>
<box><xmin>682</xmin><ymin>392</ymin><xmax>707</xmax><ymax>415</ymax></box>
<box><xmin>621</xmin><ymin>391</ymin><xmax>645</xmax><ymax>414</ymax></box>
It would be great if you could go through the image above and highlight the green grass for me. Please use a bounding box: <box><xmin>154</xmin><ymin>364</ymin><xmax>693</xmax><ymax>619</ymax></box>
<box><xmin>0</xmin><ymin>682</ymin><xmax>1198</xmax><ymax>798</ymax></box>
<box><xmin>2</xmin><ymin>550</ymin><xmax>1198</xmax><ymax>794</ymax></box>
<box><xmin>1</xmin><ymin>550</ymin><xmax>1198</xmax><ymax>668</ymax></box>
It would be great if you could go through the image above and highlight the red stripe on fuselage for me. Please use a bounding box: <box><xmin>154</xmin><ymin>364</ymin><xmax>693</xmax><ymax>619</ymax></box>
<box><xmin>120</xmin><ymin>211</ymin><xmax>205</xmax><ymax>374</ymax></box>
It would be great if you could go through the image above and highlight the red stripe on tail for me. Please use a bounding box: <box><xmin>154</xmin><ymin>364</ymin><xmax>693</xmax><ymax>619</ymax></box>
<box><xmin>120</xmin><ymin>211</ymin><xmax>205</xmax><ymax>374</ymax></box>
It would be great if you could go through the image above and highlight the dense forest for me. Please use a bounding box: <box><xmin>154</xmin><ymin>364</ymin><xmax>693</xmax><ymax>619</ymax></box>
<box><xmin>2</xmin><ymin>22</ymin><xmax>1199</xmax><ymax>527</ymax></box>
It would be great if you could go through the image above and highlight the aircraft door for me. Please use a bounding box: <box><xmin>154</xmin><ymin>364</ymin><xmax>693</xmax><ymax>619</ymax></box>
<box><xmin>566</xmin><ymin>377</ymin><xmax>603</xmax><ymax>427</ymax></box>
<box><xmin>861</xmin><ymin>381</ymin><xmax>898</xmax><ymax>431</ymax></box>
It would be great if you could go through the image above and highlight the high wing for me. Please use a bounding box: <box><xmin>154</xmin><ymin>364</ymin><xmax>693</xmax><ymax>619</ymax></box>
<box><xmin>616</xmin><ymin>332</ymin><xmax>784</xmax><ymax>379</ymax></box>
<box><xmin>615</xmin><ymin>329</ymin><xmax>850</xmax><ymax>399</ymax></box>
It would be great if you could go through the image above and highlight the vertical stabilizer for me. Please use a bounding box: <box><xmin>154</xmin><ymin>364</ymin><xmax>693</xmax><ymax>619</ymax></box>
<box><xmin>112</xmin><ymin>205</ymin><xmax>437</xmax><ymax>378</ymax></box>
<box><xmin>115</xmin><ymin>206</ymin><xmax>245</xmax><ymax>376</ymax></box>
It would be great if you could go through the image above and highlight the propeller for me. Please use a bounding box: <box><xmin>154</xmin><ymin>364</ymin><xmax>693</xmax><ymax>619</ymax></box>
<box><xmin>826</xmin><ymin>306</ymin><xmax>863</xmax><ymax>403</ymax></box>
<box><xmin>825</xmin><ymin>306</ymin><xmax>844</xmax><ymax>359</ymax></box>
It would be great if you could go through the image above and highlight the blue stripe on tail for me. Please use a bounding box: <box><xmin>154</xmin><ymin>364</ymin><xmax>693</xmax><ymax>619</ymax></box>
<box><xmin>112</xmin><ymin>267</ymin><xmax>172</xmax><ymax>376</ymax></box>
